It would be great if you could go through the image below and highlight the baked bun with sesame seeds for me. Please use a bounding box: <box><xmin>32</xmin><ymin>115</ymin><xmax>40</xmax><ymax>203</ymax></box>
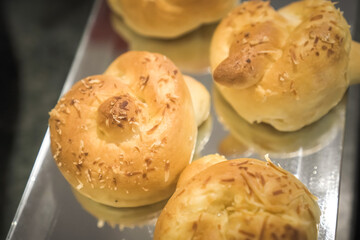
<box><xmin>154</xmin><ymin>154</ymin><xmax>321</xmax><ymax>240</ymax></box>
<box><xmin>210</xmin><ymin>0</ymin><xmax>360</xmax><ymax>131</ymax></box>
<box><xmin>49</xmin><ymin>51</ymin><xmax>210</xmax><ymax>207</ymax></box>
<box><xmin>107</xmin><ymin>0</ymin><xmax>238</xmax><ymax>39</ymax></box>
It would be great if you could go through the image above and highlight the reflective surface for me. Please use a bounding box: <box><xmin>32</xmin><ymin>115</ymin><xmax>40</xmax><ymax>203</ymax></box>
<box><xmin>6</xmin><ymin>0</ymin><xmax>358</xmax><ymax>239</ymax></box>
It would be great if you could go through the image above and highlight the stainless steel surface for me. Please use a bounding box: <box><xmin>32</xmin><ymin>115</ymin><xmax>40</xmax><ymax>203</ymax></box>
<box><xmin>6</xmin><ymin>0</ymin><xmax>359</xmax><ymax>239</ymax></box>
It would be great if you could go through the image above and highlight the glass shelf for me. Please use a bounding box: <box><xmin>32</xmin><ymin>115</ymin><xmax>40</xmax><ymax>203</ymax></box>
<box><xmin>7</xmin><ymin>0</ymin><xmax>359</xmax><ymax>239</ymax></box>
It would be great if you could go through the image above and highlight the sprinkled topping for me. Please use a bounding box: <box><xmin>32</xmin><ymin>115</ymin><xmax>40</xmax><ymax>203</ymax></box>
<box><xmin>258</xmin><ymin>173</ymin><xmax>266</xmax><ymax>186</ymax></box>
<box><xmin>202</xmin><ymin>176</ymin><xmax>212</xmax><ymax>188</ymax></box>
<box><xmin>166</xmin><ymin>93</ymin><xmax>179</xmax><ymax>104</ymax></box>
<box><xmin>88</xmin><ymin>78</ymin><xmax>102</xmax><ymax>85</ymax></box>
<box><xmin>81</xmin><ymin>79</ymin><xmax>92</xmax><ymax>89</ymax></box>
<box><xmin>221</xmin><ymin>178</ymin><xmax>235</xmax><ymax>182</ymax></box>
<box><xmin>289</xmin><ymin>49</ymin><xmax>298</xmax><ymax>65</ymax></box>
<box><xmin>147</xmin><ymin>122</ymin><xmax>160</xmax><ymax>134</ymax></box>
<box><xmin>164</xmin><ymin>160</ymin><xmax>170</xmax><ymax>182</ymax></box>
<box><xmin>76</xmin><ymin>181</ymin><xmax>83</xmax><ymax>190</ymax></box>
<box><xmin>273</xmin><ymin>189</ymin><xmax>284</xmax><ymax>195</ymax></box>
<box><xmin>278</xmin><ymin>72</ymin><xmax>289</xmax><ymax>82</ymax></box>
<box><xmin>140</xmin><ymin>75</ymin><xmax>150</xmax><ymax>90</ymax></box>
<box><xmin>53</xmin><ymin>141</ymin><xmax>62</xmax><ymax>160</ymax></box>
<box><xmin>85</xmin><ymin>169</ymin><xmax>92</xmax><ymax>183</ymax></box>
<box><xmin>70</xmin><ymin>98</ymin><xmax>81</xmax><ymax>117</ymax></box>
<box><xmin>310</xmin><ymin>15</ymin><xmax>323</xmax><ymax>21</ymax></box>
<box><xmin>126</xmin><ymin>171</ymin><xmax>142</xmax><ymax>177</ymax></box>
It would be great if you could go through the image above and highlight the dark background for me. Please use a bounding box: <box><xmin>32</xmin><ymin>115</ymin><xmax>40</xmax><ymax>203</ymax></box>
<box><xmin>0</xmin><ymin>0</ymin><xmax>93</xmax><ymax>238</ymax></box>
<box><xmin>0</xmin><ymin>0</ymin><xmax>359</xmax><ymax>239</ymax></box>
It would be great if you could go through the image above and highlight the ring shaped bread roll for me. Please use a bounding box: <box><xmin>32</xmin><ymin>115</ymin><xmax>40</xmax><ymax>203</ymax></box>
<box><xmin>210</xmin><ymin>0</ymin><xmax>355</xmax><ymax>131</ymax></box>
<box><xmin>49</xmin><ymin>51</ymin><xmax>199</xmax><ymax>207</ymax></box>
<box><xmin>107</xmin><ymin>0</ymin><xmax>238</xmax><ymax>39</ymax></box>
<box><xmin>154</xmin><ymin>155</ymin><xmax>321</xmax><ymax>240</ymax></box>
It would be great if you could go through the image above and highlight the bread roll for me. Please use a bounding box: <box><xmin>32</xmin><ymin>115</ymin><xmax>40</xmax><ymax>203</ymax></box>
<box><xmin>49</xmin><ymin>51</ymin><xmax>209</xmax><ymax>207</ymax></box>
<box><xmin>210</xmin><ymin>0</ymin><xmax>356</xmax><ymax>131</ymax></box>
<box><xmin>154</xmin><ymin>155</ymin><xmax>321</xmax><ymax>240</ymax></box>
<box><xmin>107</xmin><ymin>0</ymin><xmax>237</xmax><ymax>39</ymax></box>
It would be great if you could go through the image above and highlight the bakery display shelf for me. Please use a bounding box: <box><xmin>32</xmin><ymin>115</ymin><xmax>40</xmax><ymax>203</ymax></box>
<box><xmin>6</xmin><ymin>0</ymin><xmax>359</xmax><ymax>239</ymax></box>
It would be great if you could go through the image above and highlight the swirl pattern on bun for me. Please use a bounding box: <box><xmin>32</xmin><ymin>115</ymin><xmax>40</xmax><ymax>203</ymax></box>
<box><xmin>49</xmin><ymin>51</ymin><xmax>202</xmax><ymax>207</ymax></box>
<box><xmin>210</xmin><ymin>0</ymin><xmax>354</xmax><ymax>131</ymax></box>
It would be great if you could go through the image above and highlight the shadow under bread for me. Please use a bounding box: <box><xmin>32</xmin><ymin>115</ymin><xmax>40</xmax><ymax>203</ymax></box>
<box><xmin>213</xmin><ymin>85</ymin><xmax>344</xmax><ymax>159</ymax></box>
<box><xmin>109</xmin><ymin>14</ymin><xmax>217</xmax><ymax>75</ymax></box>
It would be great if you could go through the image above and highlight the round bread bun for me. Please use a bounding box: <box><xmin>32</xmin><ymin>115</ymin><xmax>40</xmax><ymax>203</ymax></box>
<box><xmin>154</xmin><ymin>155</ymin><xmax>321</xmax><ymax>240</ymax></box>
<box><xmin>210</xmin><ymin>0</ymin><xmax>354</xmax><ymax>131</ymax></box>
<box><xmin>107</xmin><ymin>0</ymin><xmax>238</xmax><ymax>39</ymax></box>
<box><xmin>49</xmin><ymin>51</ymin><xmax>203</xmax><ymax>207</ymax></box>
<box><xmin>110</xmin><ymin>14</ymin><xmax>217</xmax><ymax>74</ymax></box>
<box><xmin>213</xmin><ymin>85</ymin><xmax>342</xmax><ymax>158</ymax></box>
<box><xmin>72</xmin><ymin>188</ymin><xmax>166</xmax><ymax>229</ymax></box>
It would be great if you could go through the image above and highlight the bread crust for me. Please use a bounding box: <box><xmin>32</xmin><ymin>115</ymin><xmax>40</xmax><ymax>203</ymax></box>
<box><xmin>210</xmin><ymin>0</ymin><xmax>351</xmax><ymax>131</ymax></box>
<box><xmin>154</xmin><ymin>155</ymin><xmax>320</xmax><ymax>240</ymax></box>
<box><xmin>49</xmin><ymin>51</ymin><xmax>198</xmax><ymax>207</ymax></box>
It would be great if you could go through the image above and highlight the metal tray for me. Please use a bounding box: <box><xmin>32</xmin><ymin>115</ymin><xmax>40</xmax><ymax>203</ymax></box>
<box><xmin>6</xmin><ymin>0</ymin><xmax>359</xmax><ymax>239</ymax></box>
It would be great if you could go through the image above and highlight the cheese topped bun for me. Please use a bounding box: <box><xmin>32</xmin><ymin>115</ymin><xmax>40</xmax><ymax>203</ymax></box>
<box><xmin>211</xmin><ymin>0</ymin><xmax>359</xmax><ymax>131</ymax></box>
<box><xmin>49</xmin><ymin>51</ymin><xmax>209</xmax><ymax>207</ymax></box>
<box><xmin>154</xmin><ymin>154</ymin><xmax>320</xmax><ymax>240</ymax></box>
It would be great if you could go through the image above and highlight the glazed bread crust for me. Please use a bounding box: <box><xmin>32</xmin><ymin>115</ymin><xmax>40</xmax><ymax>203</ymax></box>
<box><xmin>210</xmin><ymin>0</ymin><xmax>351</xmax><ymax>131</ymax></box>
<box><xmin>107</xmin><ymin>0</ymin><xmax>237</xmax><ymax>38</ymax></box>
<box><xmin>49</xmin><ymin>51</ymin><xmax>198</xmax><ymax>207</ymax></box>
<box><xmin>154</xmin><ymin>155</ymin><xmax>320</xmax><ymax>240</ymax></box>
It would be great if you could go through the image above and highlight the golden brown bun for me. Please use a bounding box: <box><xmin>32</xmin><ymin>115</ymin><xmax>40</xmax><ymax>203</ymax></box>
<box><xmin>154</xmin><ymin>155</ymin><xmax>321</xmax><ymax>240</ymax></box>
<box><xmin>110</xmin><ymin>14</ymin><xmax>217</xmax><ymax>74</ymax></box>
<box><xmin>107</xmin><ymin>0</ymin><xmax>237</xmax><ymax>39</ymax></box>
<box><xmin>210</xmin><ymin>0</ymin><xmax>353</xmax><ymax>131</ymax></box>
<box><xmin>49</xmin><ymin>51</ymin><xmax>199</xmax><ymax>207</ymax></box>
